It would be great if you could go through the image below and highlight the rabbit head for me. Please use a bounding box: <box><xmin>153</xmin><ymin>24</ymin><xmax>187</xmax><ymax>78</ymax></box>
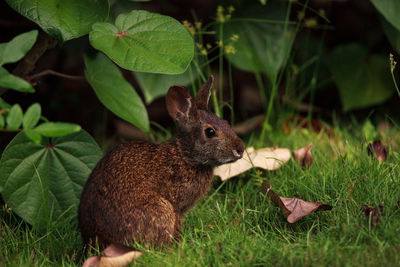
<box><xmin>166</xmin><ymin>76</ymin><xmax>244</xmax><ymax>166</ymax></box>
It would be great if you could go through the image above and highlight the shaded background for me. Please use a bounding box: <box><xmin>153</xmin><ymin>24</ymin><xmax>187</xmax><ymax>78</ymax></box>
<box><xmin>1</xmin><ymin>0</ymin><xmax>399</xmax><ymax>150</ymax></box>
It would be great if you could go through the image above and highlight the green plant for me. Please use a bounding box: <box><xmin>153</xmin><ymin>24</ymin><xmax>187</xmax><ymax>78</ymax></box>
<box><xmin>1</xmin><ymin>0</ymin><xmax>400</xmax><ymax>240</ymax></box>
<box><xmin>0</xmin><ymin>1</ymin><xmax>195</xmax><ymax>229</ymax></box>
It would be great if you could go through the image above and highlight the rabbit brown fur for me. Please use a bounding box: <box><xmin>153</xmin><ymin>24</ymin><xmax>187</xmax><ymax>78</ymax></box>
<box><xmin>78</xmin><ymin>76</ymin><xmax>244</xmax><ymax>249</ymax></box>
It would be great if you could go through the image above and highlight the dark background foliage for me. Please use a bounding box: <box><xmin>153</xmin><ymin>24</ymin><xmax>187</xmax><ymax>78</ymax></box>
<box><xmin>0</xmin><ymin>0</ymin><xmax>399</xmax><ymax>152</ymax></box>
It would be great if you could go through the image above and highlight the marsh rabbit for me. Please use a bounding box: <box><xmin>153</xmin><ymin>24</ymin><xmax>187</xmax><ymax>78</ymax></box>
<box><xmin>78</xmin><ymin>76</ymin><xmax>244</xmax><ymax>252</ymax></box>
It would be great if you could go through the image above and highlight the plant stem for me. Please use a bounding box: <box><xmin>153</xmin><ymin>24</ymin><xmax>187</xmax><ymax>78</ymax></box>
<box><xmin>228</xmin><ymin>61</ymin><xmax>234</xmax><ymax>125</ymax></box>
<box><xmin>391</xmin><ymin>71</ymin><xmax>400</xmax><ymax>98</ymax></box>
<box><xmin>254</xmin><ymin>72</ymin><xmax>267</xmax><ymax>112</ymax></box>
<box><xmin>29</xmin><ymin>70</ymin><xmax>85</xmax><ymax>81</ymax></box>
<box><xmin>218</xmin><ymin>22</ymin><xmax>224</xmax><ymax>118</ymax></box>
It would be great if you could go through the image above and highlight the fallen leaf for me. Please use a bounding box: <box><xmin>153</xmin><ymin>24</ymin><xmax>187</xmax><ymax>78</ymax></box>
<box><xmin>100</xmin><ymin>251</ymin><xmax>142</xmax><ymax>267</ymax></box>
<box><xmin>82</xmin><ymin>244</ymin><xmax>142</xmax><ymax>267</ymax></box>
<box><xmin>262</xmin><ymin>180</ymin><xmax>332</xmax><ymax>223</ymax></box>
<box><xmin>82</xmin><ymin>256</ymin><xmax>100</xmax><ymax>267</ymax></box>
<box><xmin>362</xmin><ymin>205</ymin><xmax>383</xmax><ymax>227</ymax></box>
<box><xmin>213</xmin><ymin>147</ymin><xmax>291</xmax><ymax>181</ymax></box>
<box><xmin>367</xmin><ymin>140</ymin><xmax>388</xmax><ymax>162</ymax></box>
<box><xmin>292</xmin><ymin>143</ymin><xmax>312</xmax><ymax>168</ymax></box>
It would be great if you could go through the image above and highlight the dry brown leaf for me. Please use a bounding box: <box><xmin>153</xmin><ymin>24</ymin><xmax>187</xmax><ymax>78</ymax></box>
<box><xmin>213</xmin><ymin>147</ymin><xmax>291</xmax><ymax>181</ymax></box>
<box><xmin>292</xmin><ymin>143</ymin><xmax>312</xmax><ymax>168</ymax></box>
<box><xmin>362</xmin><ymin>205</ymin><xmax>383</xmax><ymax>227</ymax></box>
<box><xmin>262</xmin><ymin>180</ymin><xmax>332</xmax><ymax>223</ymax></box>
<box><xmin>99</xmin><ymin>251</ymin><xmax>142</xmax><ymax>267</ymax></box>
<box><xmin>252</xmin><ymin>147</ymin><xmax>291</xmax><ymax>170</ymax></box>
<box><xmin>367</xmin><ymin>140</ymin><xmax>388</xmax><ymax>162</ymax></box>
<box><xmin>82</xmin><ymin>256</ymin><xmax>101</xmax><ymax>267</ymax></box>
<box><xmin>81</xmin><ymin>244</ymin><xmax>142</xmax><ymax>267</ymax></box>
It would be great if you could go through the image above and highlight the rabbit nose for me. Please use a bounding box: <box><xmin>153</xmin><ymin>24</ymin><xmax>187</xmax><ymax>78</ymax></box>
<box><xmin>233</xmin><ymin>141</ymin><xmax>244</xmax><ymax>158</ymax></box>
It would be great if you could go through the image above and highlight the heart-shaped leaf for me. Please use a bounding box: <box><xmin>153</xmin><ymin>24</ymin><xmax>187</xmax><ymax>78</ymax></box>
<box><xmin>262</xmin><ymin>180</ymin><xmax>332</xmax><ymax>223</ymax></box>
<box><xmin>0</xmin><ymin>30</ymin><xmax>38</xmax><ymax>66</ymax></box>
<box><xmin>0</xmin><ymin>67</ymin><xmax>35</xmax><ymax>93</ymax></box>
<box><xmin>329</xmin><ymin>43</ymin><xmax>395</xmax><ymax>111</ymax></box>
<box><xmin>89</xmin><ymin>10</ymin><xmax>194</xmax><ymax>74</ymax></box>
<box><xmin>84</xmin><ymin>52</ymin><xmax>150</xmax><ymax>132</ymax></box>
<box><xmin>5</xmin><ymin>0</ymin><xmax>109</xmax><ymax>43</ymax></box>
<box><xmin>0</xmin><ymin>131</ymin><xmax>103</xmax><ymax>228</ymax></box>
<box><xmin>371</xmin><ymin>0</ymin><xmax>400</xmax><ymax>31</ymax></box>
<box><xmin>23</xmin><ymin>103</ymin><xmax>41</xmax><ymax>129</ymax></box>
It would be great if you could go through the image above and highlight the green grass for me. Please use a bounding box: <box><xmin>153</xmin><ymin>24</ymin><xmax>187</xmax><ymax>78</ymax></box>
<box><xmin>1</xmin><ymin>122</ymin><xmax>400</xmax><ymax>266</ymax></box>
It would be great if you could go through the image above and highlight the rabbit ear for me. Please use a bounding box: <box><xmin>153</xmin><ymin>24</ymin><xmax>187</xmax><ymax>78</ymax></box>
<box><xmin>166</xmin><ymin>85</ymin><xmax>198</xmax><ymax>121</ymax></box>
<box><xmin>195</xmin><ymin>75</ymin><xmax>214</xmax><ymax>110</ymax></box>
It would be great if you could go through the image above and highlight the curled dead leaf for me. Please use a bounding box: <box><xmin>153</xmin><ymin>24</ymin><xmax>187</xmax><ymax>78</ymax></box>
<box><xmin>362</xmin><ymin>205</ymin><xmax>383</xmax><ymax>227</ymax></box>
<box><xmin>292</xmin><ymin>143</ymin><xmax>312</xmax><ymax>168</ymax></box>
<box><xmin>213</xmin><ymin>147</ymin><xmax>291</xmax><ymax>181</ymax></box>
<box><xmin>262</xmin><ymin>180</ymin><xmax>332</xmax><ymax>223</ymax></box>
<box><xmin>367</xmin><ymin>140</ymin><xmax>388</xmax><ymax>162</ymax></box>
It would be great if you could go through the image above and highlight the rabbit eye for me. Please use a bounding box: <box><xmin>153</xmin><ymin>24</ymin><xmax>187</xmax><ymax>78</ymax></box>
<box><xmin>205</xmin><ymin>127</ymin><xmax>216</xmax><ymax>138</ymax></box>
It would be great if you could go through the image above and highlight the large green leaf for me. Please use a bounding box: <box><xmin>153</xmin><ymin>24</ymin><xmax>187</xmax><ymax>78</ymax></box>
<box><xmin>219</xmin><ymin>3</ymin><xmax>292</xmax><ymax>80</ymax></box>
<box><xmin>89</xmin><ymin>10</ymin><xmax>194</xmax><ymax>74</ymax></box>
<box><xmin>85</xmin><ymin>53</ymin><xmax>150</xmax><ymax>132</ymax></box>
<box><xmin>0</xmin><ymin>30</ymin><xmax>38</xmax><ymax>66</ymax></box>
<box><xmin>371</xmin><ymin>0</ymin><xmax>400</xmax><ymax>31</ymax></box>
<box><xmin>5</xmin><ymin>0</ymin><xmax>109</xmax><ymax>43</ymax></box>
<box><xmin>0</xmin><ymin>67</ymin><xmax>35</xmax><ymax>93</ymax></box>
<box><xmin>0</xmin><ymin>131</ymin><xmax>103</xmax><ymax>227</ymax></box>
<box><xmin>328</xmin><ymin>43</ymin><xmax>394</xmax><ymax>112</ymax></box>
<box><xmin>134</xmin><ymin>62</ymin><xmax>198</xmax><ymax>104</ymax></box>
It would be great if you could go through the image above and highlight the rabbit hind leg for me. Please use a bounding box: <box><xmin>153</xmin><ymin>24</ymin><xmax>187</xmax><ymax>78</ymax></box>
<box><xmin>121</xmin><ymin>195</ymin><xmax>178</xmax><ymax>247</ymax></box>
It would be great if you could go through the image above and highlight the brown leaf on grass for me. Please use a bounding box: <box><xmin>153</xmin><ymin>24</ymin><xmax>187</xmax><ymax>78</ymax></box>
<box><xmin>214</xmin><ymin>147</ymin><xmax>291</xmax><ymax>181</ymax></box>
<box><xmin>292</xmin><ymin>143</ymin><xmax>312</xmax><ymax>168</ymax></box>
<box><xmin>262</xmin><ymin>180</ymin><xmax>332</xmax><ymax>223</ymax></box>
<box><xmin>82</xmin><ymin>244</ymin><xmax>142</xmax><ymax>267</ymax></box>
<box><xmin>362</xmin><ymin>205</ymin><xmax>383</xmax><ymax>227</ymax></box>
<box><xmin>367</xmin><ymin>140</ymin><xmax>388</xmax><ymax>162</ymax></box>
